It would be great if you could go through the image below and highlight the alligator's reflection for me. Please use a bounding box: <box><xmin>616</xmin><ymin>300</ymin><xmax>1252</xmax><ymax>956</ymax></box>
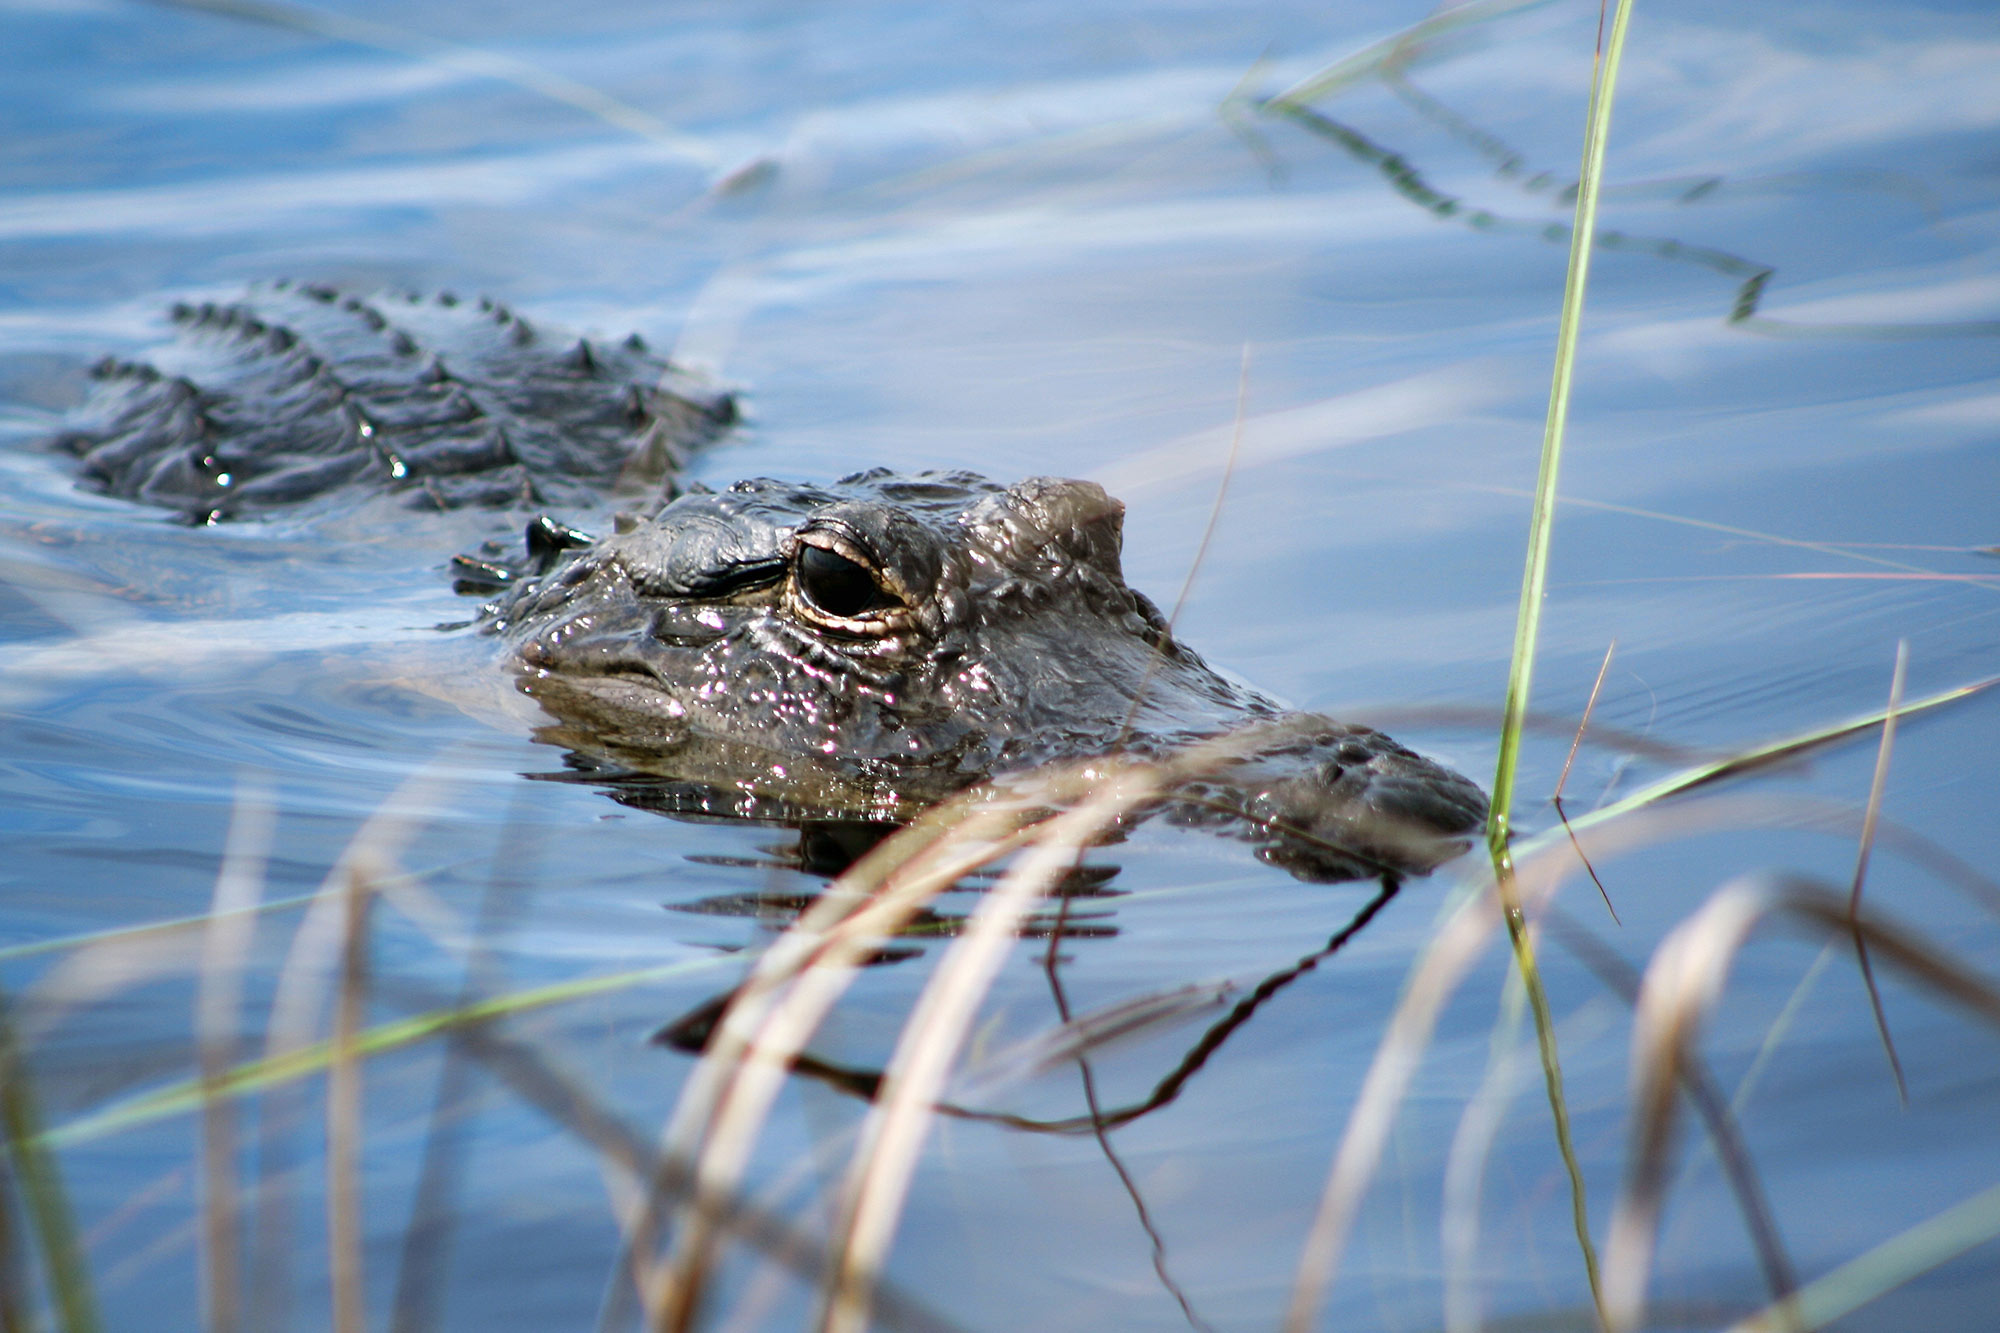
<box><xmin>656</xmin><ymin>875</ymin><xmax>1401</xmax><ymax>1132</ymax></box>
<box><xmin>542</xmin><ymin>759</ymin><xmax>1126</xmax><ymax>936</ymax></box>
<box><xmin>542</xmin><ymin>755</ymin><xmax>1407</xmax><ymax>1137</ymax></box>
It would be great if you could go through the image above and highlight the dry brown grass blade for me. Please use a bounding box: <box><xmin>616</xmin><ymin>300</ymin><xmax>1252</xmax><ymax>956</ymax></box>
<box><xmin>951</xmin><ymin>981</ymin><xmax>1237</xmax><ymax>1099</ymax></box>
<box><xmin>197</xmin><ymin>781</ymin><xmax>274</xmax><ymax>1333</ymax></box>
<box><xmin>1283</xmin><ymin>870</ymin><xmax>1506</xmax><ymax>1333</ymax></box>
<box><xmin>1163</xmin><ymin>343</ymin><xmax>1250</xmax><ymax>636</ymax></box>
<box><xmin>1553</xmin><ymin>640</ymin><xmax>1620</xmax><ymax>924</ymax></box>
<box><xmin>327</xmin><ymin>863</ymin><xmax>373</xmax><ymax>1333</ymax></box>
<box><xmin>1602</xmin><ymin>874</ymin><xmax>2000</xmax><ymax>1333</ymax></box>
<box><xmin>248</xmin><ymin>766</ymin><xmax>449</xmax><ymax>1328</ymax></box>
<box><xmin>1441</xmin><ymin>969</ymin><xmax>1529</xmax><ymax>1333</ymax></box>
<box><xmin>1849</xmin><ymin>641</ymin><xmax>1909</xmax><ymax>1102</ymax></box>
<box><xmin>1554</xmin><ymin>642</ymin><xmax>1617</xmax><ymax>802</ymax></box>
<box><xmin>1541</xmin><ymin>908</ymin><xmax>1798</xmax><ymax>1309</ymax></box>
<box><xmin>19</xmin><ymin>928</ymin><xmax>207</xmax><ymax>1050</ymax></box>
<box><xmin>644</xmin><ymin>787</ymin><xmax>1061</xmax><ymax>1329</ymax></box>
<box><xmin>819</xmin><ymin>765</ymin><xmax>1182</xmax><ymax>1333</ymax></box>
<box><xmin>389</xmin><ymin>788</ymin><xmax>537</xmax><ymax>1333</ymax></box>
<box><xmin>0</xmin><ymin>1120</ymin><xmax>27</xmax><ymax>1333</ymax></box>
<box><xmin>648</xmin><ymin>724</ymin><xmax>1314</xmax><ymax>1331</ymax></box>
<box><xmin>438</xmin><ymin>1022</ymin><xmax>967</xmax><ymax>1333</ymax></box>
<box><xmin>1087</xmin><ymin>338</ymin><xmax>1252</xmax><ymax>828</ymax></box>
<box><xmin>1280</xmin><ymin>785</ymin><xmax>1851</xmax><ymax>1333</ymax></box>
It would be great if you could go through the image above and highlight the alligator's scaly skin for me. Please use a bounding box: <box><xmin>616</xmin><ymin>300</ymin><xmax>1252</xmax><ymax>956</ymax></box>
<box><xmin>41</xmin><ymin>286</ymin><xmax>1482</xmax><ymax>880</ymax></box>
<box><xmin>53</xmin><ymin>281</ymin><xmax>735</xmax><ymax>522</ymax></box>
<box><xmin>488</xmin><ymin>469</ymin><xmax>1487</xmax><ymax>880</ymax></box>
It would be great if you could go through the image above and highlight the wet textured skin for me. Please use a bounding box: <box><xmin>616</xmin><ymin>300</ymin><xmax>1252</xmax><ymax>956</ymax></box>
<box><xmin>42</xmin><ymin>285</ymin><xmax>1483</xmax><ymax>880</ymax></box>
<box><xmin>487</xmin><ymin>469</ymin><xmax>1489</xmax><ymax>881</ymax></box>
<box><xmin>51</xmin><ymin>280</ymin><xmax>735</xmax><ymax>522</ymax></box>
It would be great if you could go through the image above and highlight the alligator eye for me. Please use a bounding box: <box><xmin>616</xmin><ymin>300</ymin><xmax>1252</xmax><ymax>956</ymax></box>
<box><xmin>795</xmin><ymin>543</ymin><xmax>894</xmax><ymax>620</ymax></box>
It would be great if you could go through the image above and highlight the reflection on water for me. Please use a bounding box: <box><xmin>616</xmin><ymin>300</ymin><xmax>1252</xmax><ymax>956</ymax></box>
<box><xmin>3</xmin><ymin>0</ymin><xmax>1999</xmax><ymax>1329</ymax></box>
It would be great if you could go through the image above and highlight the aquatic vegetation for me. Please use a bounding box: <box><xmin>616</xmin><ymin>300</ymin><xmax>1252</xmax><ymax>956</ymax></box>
<box><xmin>4</xmin><ymin>1</ymin><xmax>1999</xmax><ymax>1331</ymax></box>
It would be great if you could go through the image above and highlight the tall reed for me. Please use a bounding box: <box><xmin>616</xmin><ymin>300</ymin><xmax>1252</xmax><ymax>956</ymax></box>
<box><xmin>1483</xmin><ymin>0</ymin><xmax>1638</xmax><ymax>1320</ymax></box>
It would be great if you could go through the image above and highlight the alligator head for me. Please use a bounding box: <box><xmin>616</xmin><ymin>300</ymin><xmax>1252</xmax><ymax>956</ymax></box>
<box><xmin>486</xmin><ymin>469</ymin><xmax>1488</xmax><ymax>882</ymax></box>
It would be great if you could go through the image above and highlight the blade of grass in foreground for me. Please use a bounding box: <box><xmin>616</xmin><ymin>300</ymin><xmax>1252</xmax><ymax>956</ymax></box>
<box><xmin>0</xmin><ymin>891</ymin><xmax>322</xmax><ymax>965</ymax></box>
<box><xmin>197</xmin><ymin>784</ymin><xmax>274</xmax><ymax>1333</ymax></box>
<box><xmin>327</xmin><ymin>868</ymin><xmax>372</xmax><ymax>1333</ymax></box>
<box><xmin>0</xmin><ymin>993</ymin><xmax>100</xmax><ymax>1333</ymax></box>
<box><xmin>1281</xmin><ymin>670</ymin><xmax>1995</xmax><ymax>1333</ymax></box>
<box><xmin>1264</xmin><ymin>0</ymin><xmax>1550</xmax><ymax>108</ymax></box>
<box><xmin>1285</xmin><ymin>6</ymin><xmax>1637</xmax><ymax>1324</ymax></box>
<box><xmin>1480</xmin><ymin>0</ymin><xmax>1638</xmax><ymax>1323</ymax></box>
<box><xmin>1489</xmin><ymin>0</ymin><xmax>1635</xmax><ymax>849</ymax></box>
<box><xmin>156</xmin><ymin>0</ymin><xmax>718</xmax><ymax>162</ymax></box>
<box><xmin>1724</xmin><ymin>1179</ymin><xmax>2000</xmax><ymax>1333</ymax></box>
<box><xmin>1526</xmin><ymin>670</ymin><xmax>2000</xmax><ymax>853</ymax></box>
<box><xmin>39</xmin><ymin>956</ymin><xmax>729</xmax><ymax>1151</ymax></box>
<box><xmin>1605</xmin><ymin>875</ymin><xmax>2000</xmax><ymax>1330</ymax></box>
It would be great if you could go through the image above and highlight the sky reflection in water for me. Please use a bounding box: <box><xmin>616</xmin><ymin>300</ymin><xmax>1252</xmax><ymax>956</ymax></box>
<box><xmin>1</xmin><ymin>1</ymin><xmax>1998</xmax><ymax>1329</ymax></box>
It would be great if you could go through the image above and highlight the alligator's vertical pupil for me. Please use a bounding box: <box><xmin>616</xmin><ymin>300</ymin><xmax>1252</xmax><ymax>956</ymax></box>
<box><xmin>796</xmin><ymin>544</ymin><xmax>889</xmax><ymax>618</ymax></box>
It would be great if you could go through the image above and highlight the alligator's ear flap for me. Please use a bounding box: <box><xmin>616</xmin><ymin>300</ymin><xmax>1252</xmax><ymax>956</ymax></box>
<box><xmin>995</xmin><ymin>476</ymin><xmax>1127</xmax><ymax>577</ymax></box>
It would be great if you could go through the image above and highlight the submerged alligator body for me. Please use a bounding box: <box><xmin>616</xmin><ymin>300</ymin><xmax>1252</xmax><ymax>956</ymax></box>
<box><xmin>480</xmin><ymin>470</ymin><xmax>1487</xmax><ymax>880</ymax></box>
<box><xmin>47</xmin><ymin>285</ymin><xmax>1484</xmax><ymax>881</ymax></box>
<box><xmin>54</xmin><ymin>280</ymin><xmax>735</xmax><ymax>522</ymax></box>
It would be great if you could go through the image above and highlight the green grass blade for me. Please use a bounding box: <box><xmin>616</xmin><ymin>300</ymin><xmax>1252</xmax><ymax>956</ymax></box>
<box><xmin>1264</xmin><ymin>0</ymin><xmax>1552</xmax><ymax>109</ymax></box>
<box><xmin>0</xmin><ymin>891</ymin><xmax>321</xmax><ymax>965</ymax></box>
<box><xmin>1725</xmin><ymin>1178</ymin><xmax>2000</xmax><ymax>1333</ymax></box>
<box><xmin>1525</xmin><ymin>672</ymin><xmax>2000</xmax><ymax>854</ymax></box>
<box><xmin>1486</xmin><ymin>2</ymin><xmax>1639</xmax><ymax>1323</ymax></box>
<box><xmin>156</xmin><ymin>0</ymin><xmax>714</xmax><ymax>158</ymax></box>
<box><xmin>41</xmin><ymin>956</ymin><xmax>728</xmax><ymax>1151</ymax></box>
<box><xmin>1490</xmin><ymin>0</ymin><xmax>1636</xmax><ymax>845</ymax></box>
<box><xmin>0</xmin><ymin>995</ymin><xmax>100</xmax><ymax>1333</ymax></box>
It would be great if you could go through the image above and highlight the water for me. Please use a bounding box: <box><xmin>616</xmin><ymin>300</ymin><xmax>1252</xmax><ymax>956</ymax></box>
<box><xmin>3</xmin><ymin>0</ymin><xmax>1998</xmax><ymax>1328</ymax></box>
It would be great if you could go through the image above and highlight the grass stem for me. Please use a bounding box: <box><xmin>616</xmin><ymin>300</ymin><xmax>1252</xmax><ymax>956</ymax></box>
<box><xmin>1485</xmin><ymin>1</ymin><xmax>1639</xmax><ymax>1324</ymax></box>
<box><xmin>0</xmin><ymin>993</ymin><xmax>99</xmax><ymax>1333</ymax></box>
<box><xmin>1488</xmin><ymin>0</ymin><xmax>1636</xmax><ymax>848</ymax></box>
<box><xmin>1849</xmin><ymin>641</ymin><xmax>1910</xmax><ymax>1101</ymax></box>
<box><xmin>197</xmin><ymin>783</ymin><xmax>273</xmax><ymax>1333</ymax></box>
<box><xmin>328</xmin><ymin>866</ymin><xmax>373</xmax><ymax>1333</ymax></box>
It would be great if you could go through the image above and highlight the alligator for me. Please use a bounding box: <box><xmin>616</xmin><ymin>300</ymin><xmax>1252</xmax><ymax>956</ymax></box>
<box><xmin>471</xmin><ymin>470</ymin><xmax>1487</xmax><ymax>880</ymax></box>
<box><xmin>52</xmin><ymin>280</ymin><xmax>735</xmax><ymax>522</ymax></box>
<box><xmin>47</xmin><ymin>284</ymin><xmax>1486</xmax><ymax>881</ymax></box>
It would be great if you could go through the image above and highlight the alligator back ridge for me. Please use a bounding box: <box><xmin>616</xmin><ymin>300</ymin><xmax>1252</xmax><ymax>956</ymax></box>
<box><xmin>53</xmin><ymin>280</ymin><xmax>735</xmax><ymax>522</ymax></box>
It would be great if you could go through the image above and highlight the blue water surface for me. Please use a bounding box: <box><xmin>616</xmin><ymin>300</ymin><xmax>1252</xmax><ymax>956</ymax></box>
<box><xmin>2</xmin><ymin>0</ymin><xmax>1997</xmax><ymax>1329</ymax></box>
